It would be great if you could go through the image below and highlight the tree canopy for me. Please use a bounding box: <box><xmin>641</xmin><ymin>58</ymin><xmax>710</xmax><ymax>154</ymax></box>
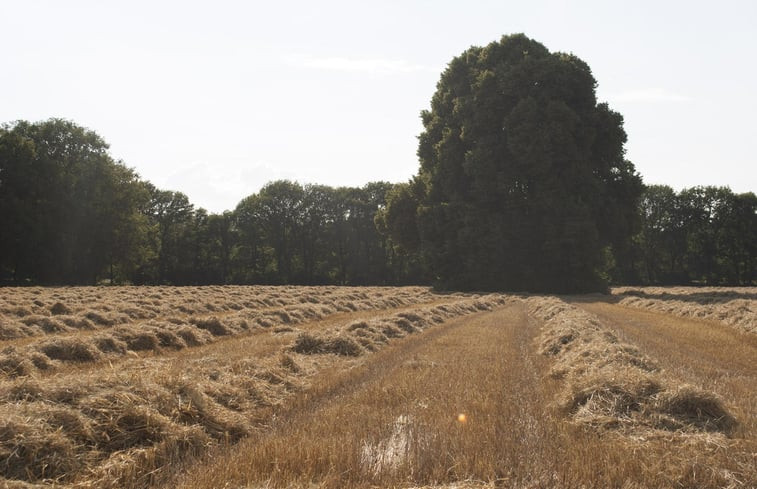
<box><xmin>1</xmin><ymin>39</ymin><xmax>754</xmax><ymax>289</ymax></box>
<box><xmin>383</xmin><ymin>34</ymin><xmax>643</xmax><ymax>292</ymax></box>
<box><xmin>0</xmin><ymin>119</ymin><xmax>425</xmax><ymax>286</ymax></box>
<box><xmin>613</xmin><ymin>184</ymin><xmax>757</xmax><ymax>285</ymax></box>
<box><xmin>0</xmin><ymin>119</ymin><xmax>150</xmax><ymax>284</ymax></box>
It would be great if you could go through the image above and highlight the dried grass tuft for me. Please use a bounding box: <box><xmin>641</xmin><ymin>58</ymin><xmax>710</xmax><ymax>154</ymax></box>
<box><xmin>561</xmin><ymin>369</ymin><xmax>663</xmax><ymax>427</ymax></box>
<box><xmin>291</xmin><ymin>333</ymin><xmax>363</xmax><ymax>357</ymax></box>
<box><xmin>0</xmin><ymin>408</ymin><xmax>82</xmax><ymax>481</ymax></box>
<box><xmin>0</xmin><ymin>320</ymin><xmax>26</xmax><ymax>340</ymax></box>
<box><xmin>0</xmin><ymin>350</ymin><xmax>34</xmax><ymax>378</ymax></box>
<box><xmin>175</xmin><ymin>326</ymin><xmax>213</xmax><ymax>346</ymax></box>
<box><xmin>94</xmin><ymin>335</ymin><xmax>129</xmax><ymax>355</ymax></box>
<box><xmin>59</xmin><ymin>315</ymin><xmax>95</xmax><ymax>330</ymax></box>
<box><xmin>528</xmin><ymin>296</ymin><xmax>737</xmax><ymax>436</ymax></box>
<box><xmin>49</xmin><ymin>302</ymin><xmax>71</xmax><ymax>315</ymax></box>
<box><xmin>652</xmin><ymin>384</ymin><xmax>737</xmax><ymax>432</ymax></box>
<box><xmin>191</xmin><ymin>317</ymin><xmax>232</xmax><ymax>336</ymax></box>
<box><xmin>115</xmin><ymin>329</ymin><xmax>161</xmax><ymax>352</ymax></box>
<box><xmin>84</xmin><ymin>392</ymin><xmax>174</xmax><ymax>451</ymax></box>
<box><xmin>38</xmin><ymin>338</ymin><xmax>102</xmax><ymax>363</ymax></box>
<box><xmin>85</xmin><ymin>311</ymin><xmax>117</xmax><ymax>326</ymax></box>
<box><xmin>279</xmin><ymin>354</ymin><xmax>300</xmax><ymax>373</ymax></box>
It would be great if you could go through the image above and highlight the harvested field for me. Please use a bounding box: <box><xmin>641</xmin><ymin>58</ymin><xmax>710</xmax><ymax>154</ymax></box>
<box><xmin>0</xmin><ymin>286</ymin><xmax>506</xmax><ymax>488</ymax></box>
<box><xmin>1</xmin><ymin>286</ymin><xmax>755</xmax><ymax>488</ymax></box>
<box><xmin>612</xmin><ymin>286</ymin><xmax>757</xmax><ymax>334</ymax></box>
<box><xmin>0</xmin><ymin>286</ymin><xmax>442</xmax><ymax>377</ymax></box>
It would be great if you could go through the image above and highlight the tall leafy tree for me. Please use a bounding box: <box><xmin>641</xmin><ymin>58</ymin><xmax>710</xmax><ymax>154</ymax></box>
<box><xmin>143</xmin><ymin>186</ymin><xmax>194</xmax><ymax>283</ymax></box>
<box><xmin>234</xmin><ymin>181</ymin><xmax>304</xmax><ymax>283</ymax></box>
<box><xmin>636</xmin><ymin>185</ymin><xmax>681</xmax><ymax>283</ymax></box>
<box><xmin>719</xmin><ymin>192</ymin><xmax>757</xmax><ymax>284</ymax></box>
<box><xmin>633</xmin><ymin>185</ymin><xmax>756</xmax><ymax>286</ymax></box>
<box><xmin>387</xmin><ymin>34</ymin><xmax>642</xmax><ymax>292</ymax></box>
<box><xmin>0</xmin><ymin>119</ymin><xmax>150</xmax><ymax>284</ymax></box>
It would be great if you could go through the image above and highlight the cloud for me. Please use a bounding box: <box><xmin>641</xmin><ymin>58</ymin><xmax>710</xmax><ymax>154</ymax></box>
<box><xmin>609</xmin><ymin>88</ymin><xmax>692</xmax><ymax>103</ymax></box>
<box><xmin>285</xmin><ymin>55</ymin><xmax>434</xmax><ymax>75</ymax></box>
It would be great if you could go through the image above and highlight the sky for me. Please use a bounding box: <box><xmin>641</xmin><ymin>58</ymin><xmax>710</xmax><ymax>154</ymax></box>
<box><xmin>2</xmin><ymin>0</ymin><xmax>755</xmax><ymax>213</ymax></box>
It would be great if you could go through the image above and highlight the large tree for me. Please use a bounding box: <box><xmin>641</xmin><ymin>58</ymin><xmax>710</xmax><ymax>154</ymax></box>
<box><xmin>0</xmin><ymin>119</ymin><xmax>151</xmax><ymax>284</ymax></box>
<box><xmin>633</xmin><ymin>185</ymin><xmax>757</xmax><ymax>285</ymax></box>
<box><xmin>387</xmin><ymin>34</ymin><xmax>642</xmax><ymax>292</ymax></box>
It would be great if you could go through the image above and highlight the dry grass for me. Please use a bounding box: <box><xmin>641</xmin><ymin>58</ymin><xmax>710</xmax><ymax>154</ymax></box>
<box><xmin>172</xmin><ymin>297</ymin><xmax>757</xmax><ymax>489</ymax></box>
<box><xmin>527</xmin><ymin>296</ymin><xmax>738</xmax><ymax>434</ymax></box>
<box><xmin>0</xmin><ymin>286</ymin><xmax>446</xmax><ymax>377</ymax></box>
<box><xmin>0</xmin><ymin>286</ymin><xmax>436</xmax><ymax>341</ymax></box>
<box><xmin>0</xmin><ymin>286</ymin><xmax>506</xmax><ymax>488</ymax></box>
<box><xmin>170</xmin><ymin>303</ymin><xmax>558</xmax><ymax>489</ymax></box>
<box><xmin>573</xmin><ymin>297</ymin><xmax>757</xmax><ymax>456</ymax></box>
<box><xmin>1</xmin><ymin>287</ymin><xmax>754</xmax><ymax>488</ymax></box>
<box><xmin>612</xmin><ymin>286</ymin><xmax>757</xmax><ymax>333</ymax></box>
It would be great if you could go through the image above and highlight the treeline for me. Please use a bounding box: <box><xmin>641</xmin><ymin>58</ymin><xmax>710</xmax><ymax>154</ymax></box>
<box><xmin>0</xmin><ymin>119</ymin><xmax>424</xmax><ymax>286</ymax></box>
<box><xmin>614</xmin><ymin>185</ymin><xmax>756</xmax><ymax>286</ymax></box>
<box><xmin>1</xmin><ymin>119</ymin><xmax>754</xmax><ymax>287</ymax></box>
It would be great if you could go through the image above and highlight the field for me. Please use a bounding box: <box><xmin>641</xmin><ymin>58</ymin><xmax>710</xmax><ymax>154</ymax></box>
<box><xmin>0</xmin><ymin>286</ymin><xmax>754</xmax><ymax>488</ymax></box>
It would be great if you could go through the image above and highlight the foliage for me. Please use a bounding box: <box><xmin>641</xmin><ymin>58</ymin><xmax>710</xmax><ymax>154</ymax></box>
<box><xmin>616</xmin><ymin>184</ymin><xmax>756</xmax><ymax>285</ymax></box>
<box><xmin>1</xmin><ymin>109</ymin><xmax>752</xmax><ymax>287</ymax></box>
<box><xmin>0</xmin><ymin>119</ymin><xmax>150</xmax><ymax>284</ymax></box>
<box><xmin>385</xmin><ymin>34</ymin><xmax>643</xmax><ymax>292</ymax></box>
<box><xmin>0</xmin><ymin>119</ymin><xmax>424</xmax><ymax>285</ymax></box>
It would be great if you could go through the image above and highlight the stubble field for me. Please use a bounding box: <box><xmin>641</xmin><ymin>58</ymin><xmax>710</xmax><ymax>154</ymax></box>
<box><xmin>0</xmin><ymin>286</ymin><xmax>754</xmax><ymax>488</ymax></box>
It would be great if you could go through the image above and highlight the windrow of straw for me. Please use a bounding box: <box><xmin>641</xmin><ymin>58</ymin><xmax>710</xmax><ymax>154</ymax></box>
<box><xmin>0</xmin><ymin>287</ymin><xmax>453</xmax><ymax>378</ymax></box>
<box><xmin>612</xmin><ymin>286</ymin><xmax>757</xmax><ymax>334</ymax></box>
<box><xmin>0</xmin><ymin>286</ymin><xmax>436</xmax><ymax>341</ymax></box>
<box><xmin>292</xmin><ymin>295</ymin><xmax>506</xmax><ymax>357</ymax></box>
<box><xmin>0</xmin><ymin>346</ymin><xmax>313</xmax><ymax>488</ymax></box>
<box><xmin>0</xmin><ymin>290</ymin><xmax>508</xmax><ymax>488</ymax></box>
<box><xmin>526</xmin><ymin>296</ymin><xmax>737</xmax><ymax>435</ymax></box>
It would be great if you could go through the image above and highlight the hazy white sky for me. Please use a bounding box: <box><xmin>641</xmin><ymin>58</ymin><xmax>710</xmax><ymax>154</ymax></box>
<box><xmin>2</xmin><ymin>0</ymin><xmax>755</xmax><ymax>212</ymax></box>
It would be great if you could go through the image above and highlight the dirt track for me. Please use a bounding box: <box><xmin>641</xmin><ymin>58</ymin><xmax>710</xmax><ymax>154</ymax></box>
<box><xmin>175</xmin><ymin>304</ymin><xmax>558</xmax><ymax>488</ymax></box>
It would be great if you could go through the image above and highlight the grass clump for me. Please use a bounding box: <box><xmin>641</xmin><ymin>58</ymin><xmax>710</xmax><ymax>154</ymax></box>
<box><xmin>652</xmin><ymin>384</ymin><xmax>737</xmax><ymax>432</ymax></box>
<box><xmin>0</xmin><ymin>350</ymin><xmax>34</xmax><ymax>378</ymax></box>
<box><xmin>38</xmin><ymin>338</ymin><xmax>101</xmax><ymax>363</ymax></box>
<box><xmin>0</xmin><ymin>408</ymin><xmax>83</xmax><ymax>482</ymax></box>
<box><xmin>191</xmin><ymin>317</ymin><xmax>231</xmax><ymax>336</ymax></box>
<box><xmin>49</xmin><ymin>302</ymin><xmax>71</xmax><ymax>315</ymax></box>
<box><xmin>292</xmin><ymin>334</ymin><xmax>363</xmax><ymax>357</ymax></box>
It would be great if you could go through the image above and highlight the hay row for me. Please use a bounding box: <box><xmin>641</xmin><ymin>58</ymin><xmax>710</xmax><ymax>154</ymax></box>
<box><xmin>612</xmin><ymin>286</ymin><xmax>756</xmax><ymax>334</ymax></box>
<box><xmin>0</xmin><ymin>286</ymin><xmax>435</xmax><ymax>341</ymax></box>
<box><xmin>0</xmin><ymin>293</ymin><xmax>508</xmax><ymax>488</ymax></box>
<box><xmin>292</xmin><ymin>294</ymin><xmax>507</xmax><ymax>357</ymax></box>
<box><xmin>526</xmin><ymin>296</ymin><xmax>736</xmax><ymax>435</ymax></box>
<box><xmin>0</xmin><ymin>289</ymin><xmax>447</xmax><ymax>378</ymax></box>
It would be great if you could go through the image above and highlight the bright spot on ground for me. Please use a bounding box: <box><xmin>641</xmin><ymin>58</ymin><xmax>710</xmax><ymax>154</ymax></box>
<box><xmin>457</xmin><ymin>413</ymin><xmax>467</xmax><ymax>423</ymax></box>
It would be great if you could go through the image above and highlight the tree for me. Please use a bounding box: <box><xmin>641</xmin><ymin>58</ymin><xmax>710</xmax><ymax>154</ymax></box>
<box><xmin>340</xmin><ymin>182</ymin><xmax>395</xmax><ymax>285</ymax></box>
<box><xmin>0</xmin><ymin>119</ymin><xmax>151</xmax><ymax>284</ymax></box>
<box><xmin>385</xmin><ymin>34</ymin><xmax>642</xmax><ymax>292</ymax></box>
<box><xmin>720</xmin><ymin>192</ymin><xmax>757</xmax><ymax>284</ymax></box>
<box><xmin>632</xmin><ymin>185</ymin><xmax>756</xmax><ymax>286</ymax></box>
<box><xmin>144</xmin><ymin>186</ymin><xmax>194</xmax><ymax>283</ymax></box>
<box><xmin>636</xmin><ymin>185</ymin><xmax>680</xmax><ymax>283</ymax></box>
<box><xmin>234</xmin><ymin>181</ymin><xmax>304</xmax><ymax>283</ymax></box>
<box><xmin>375</xmin><ymin>178</ymin><xmax>428</xmax><ymax>284</ymax></box>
